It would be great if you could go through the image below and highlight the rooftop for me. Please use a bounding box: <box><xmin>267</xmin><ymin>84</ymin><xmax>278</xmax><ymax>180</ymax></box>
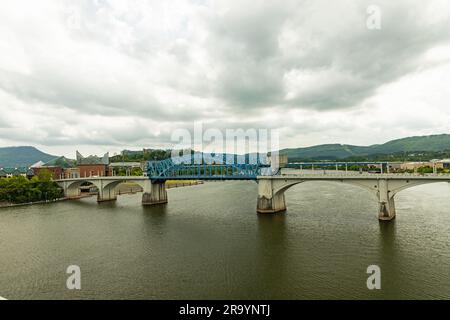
<box><xmin>0</xmin><ymin>167</ymin><xmax>33</xmax><ymax>175</ymax></box>
<box><xmin>44</xmin><ymin>156</ymin><xmax>76</xmax><ymax>168</ymax></box>
<box><xmin>76</xmin><ymin>151</ymin><xmax>109</xmax><ymax>165</ymax></box>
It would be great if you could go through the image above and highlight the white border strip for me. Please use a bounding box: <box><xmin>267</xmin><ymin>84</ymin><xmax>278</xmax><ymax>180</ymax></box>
<box><xmin>0</xmin><ymin>296</ymin><xmax>7</xmax><ymax>300</ymax></box>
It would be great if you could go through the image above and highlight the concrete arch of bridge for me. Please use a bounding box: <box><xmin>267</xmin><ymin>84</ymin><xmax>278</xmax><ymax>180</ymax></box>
<box><xmin>66</xmin><ymin>180</ymin><xmax>100</xmax><ymax>190</ymax></box>
<box><xmin>270</xmin><ymin>179</ymin><xmax>379</xmax><ymax>200</ymax></box>
<box><xmin>57</xmin><ymin>178</ymin><xmax>152</xmax><ymax>202</ymax></box>
<box><xmin>257</xmin><ymin>177</ymin><xmax>450</xmax><ymax>221</ymax></box>
<box><xmin>385</xmin><ymin>180</ymin><xmax>450</xmax><ymax>196</ymax></box>
<box><xmin>57</xmin><ymin>180</ymin><xmax>101</xmax><ymax>199</ymax></box>
<box><xmin>90</xmin><ymin>179</ymin><xmax>152</xmax><ymax>203</ymax></box>
<box><xmin>271</xmin><ymin>178</ymin><xmax>450</xmax><ymax>200</ymax></box>
<box><xmin>257</xmin><ymin>179</ymin><xmax>379</xmax><ymax>216</ymax></box>
<box><xmin>57</xmin><ymin>178</ymin><xmax>168</xmax><ymax>205</ymax></box>
<box><xmin>100</xmin><ymin>180</ymin><xmax>146</xmax><ymax>193</ymax></box>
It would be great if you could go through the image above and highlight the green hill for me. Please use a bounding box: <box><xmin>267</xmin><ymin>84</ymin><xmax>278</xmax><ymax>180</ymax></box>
<box><xmin>281</xmin><ymin>144</ymin><xmax>371</xmax><ymax>160</ymax></box>
<box><xmin>281</xmin><ymin>134</ymin><xmax>450</xmax><ymax>161</ymax></box>
<box><xmin>0</xmin><ymin>146</ymin><xmax>56</xmax><ymax>167</ymax></box>
<box><xmin>370</xmin><ymin>134</ymin><xmax>450</xmax><ymax>154</ymax></box>
<box><xmin>2</xmin><ymin>134</ymin><xmax>450</xmax><ymax>167</ymax></box>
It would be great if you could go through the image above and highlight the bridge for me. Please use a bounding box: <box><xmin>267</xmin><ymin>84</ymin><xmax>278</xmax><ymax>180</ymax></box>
<box><xmin>55</xmin><ymin>176</ymin><xmax>162</xmax><ymax>204</ymax></box>
<box><xmin>257</xmin><ymin>173</ymin><xmax>450</xmax><ymax>220</ymax></box>
<box><xmin>55</xmin><ymin>159</ymin><xmax>450</xmax><ymax>222</ymax></box>
<box><xmin>146</xmin><ymin>155</ymin><xmax>274</xmax><ymax>180</ymax></box>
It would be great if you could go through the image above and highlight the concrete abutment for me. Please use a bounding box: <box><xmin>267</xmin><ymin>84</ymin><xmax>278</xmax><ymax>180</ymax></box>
<box><xmin>97</xmin><ymin>186</ymin><xmax>117</xmax><ymax>202</ymax></box>
<box><xmin>65</xmin><ymin>187</ymin><xmax>81</xmax><ymax>199</ymax></box>
<box><xmin>257</xmin><ymin>179</ymin><xmax>287</xmax><ymax>214</ymax></box>
<box><xmin>142</xmin><ymin>180</ymin><xmax>168</xmax><ymax>206</ymax></box>
<box><xmin>377</xmin><ymin>179</ymin><xmax>396</xmax><ymax>221</ymax></box>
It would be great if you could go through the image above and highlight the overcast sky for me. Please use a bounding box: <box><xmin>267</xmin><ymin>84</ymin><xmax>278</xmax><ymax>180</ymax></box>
<box><xmin>1</xmin><ymin>0</ymin><xmax>450</xmax><ymax>157</ymax></box>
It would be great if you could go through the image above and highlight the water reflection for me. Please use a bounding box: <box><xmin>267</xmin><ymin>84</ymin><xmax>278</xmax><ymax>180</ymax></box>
<box><xmin>377</xmin><ymin>219</ymin><xmax>404</xmax><ymax>298</ymax></box>
<box><xmin>256</xmin><ymin>213</ymin><xmax>289</xmax><ymax>298</ymax></box>
<box><xmin>141</xmin><ymin>204</ymin><xmax>168</xmax><ymax>233</ymax></box>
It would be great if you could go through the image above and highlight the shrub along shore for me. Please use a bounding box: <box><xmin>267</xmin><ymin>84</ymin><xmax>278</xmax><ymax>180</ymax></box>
<box><xmin>0</xmin><ymin>169</ymin><xmax>63</xmax><ymax>206</ymax></box>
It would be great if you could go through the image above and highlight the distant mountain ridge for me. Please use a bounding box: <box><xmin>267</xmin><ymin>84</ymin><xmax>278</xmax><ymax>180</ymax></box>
<box><xmin>1</xmin><ymin>134</ymin><xmax>450</xmax><ymax>167</ymax></box>
<box><xmin>281</xmin><ymin>134</ymin><xmax>450</xmax><ymax>161</ymax></box>
<box><xmin>0</xmin><ymin>146</ymin><xmax>56</xmax><ymax>167</ymax></box>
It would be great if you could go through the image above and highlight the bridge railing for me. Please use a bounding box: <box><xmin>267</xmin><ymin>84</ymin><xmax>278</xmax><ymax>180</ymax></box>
<box><xmin>279</xmin><ymin>171</ymin><xmax>450</xmax><ymax>178</ymax></box>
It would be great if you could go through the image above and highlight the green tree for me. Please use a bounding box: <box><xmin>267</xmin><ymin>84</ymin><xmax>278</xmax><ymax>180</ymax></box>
<box><xmin>131</xmin><ymin>167</ymin><xmax>143</xmax><ymax>176</ymax></box>
<box><xmin>0</xmin><ymin>169</ymin><xmax>63</xmax><ymax>204</ymax></box>
<box><xmin>417</xmin><ymin>166</ymin><xmax>433</xmax><ymax>174</ymax></box>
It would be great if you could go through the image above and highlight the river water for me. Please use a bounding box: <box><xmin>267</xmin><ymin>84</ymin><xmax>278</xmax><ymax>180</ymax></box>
<box><xmin>1</xmin><ymin>180</ymin><xmax>450</xmax><ymax>299</ymax></box>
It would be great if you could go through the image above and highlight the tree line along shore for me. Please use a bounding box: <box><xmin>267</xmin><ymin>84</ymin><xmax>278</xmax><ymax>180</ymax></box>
<box><xmin>0</xmin><ymin>170</ymin><xmax>63</xmax><ymax>206</ymax></box>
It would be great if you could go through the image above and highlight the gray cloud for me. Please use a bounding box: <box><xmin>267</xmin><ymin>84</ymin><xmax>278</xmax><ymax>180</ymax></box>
<box><xmin>202</xmin><ymin>0</ymin><xmax>450</xmax><ymax>111</ymax></box>
<box><xmin>0</xmin><ymin>0</ymin><xmax>450</xmax><ymax>155</ymax></box>
<box><xmin>0</xmin><ymin>118</ymin><xmax>9</xmax><ymax>129</ymax></box>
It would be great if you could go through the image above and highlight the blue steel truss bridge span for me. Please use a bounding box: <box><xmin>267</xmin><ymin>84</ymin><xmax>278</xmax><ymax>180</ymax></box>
<box><xmin>146</xmin><ymin>154</ymin><xmax>276</xmax><ymax>181</ymax></box>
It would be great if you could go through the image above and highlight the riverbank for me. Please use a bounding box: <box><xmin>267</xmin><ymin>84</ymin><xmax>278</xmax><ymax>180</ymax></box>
<box><xmin>117</xmin><ymin>180</ymin><xmax>204</xmax><ymax>194</ymax></box>
<box><xmin>166</xmin><ymin>180</ymin><xmax>204</xmax><ymax>189</ymax></box>
<box><xmin>0</xmin><ymin>198</ymin><xmax>68</xmax><ymax>208</ymax></box>
<box><xmin>0</xmin><ymin>194</ymin><xmax>94</xmax><ymax>208</ymax></box>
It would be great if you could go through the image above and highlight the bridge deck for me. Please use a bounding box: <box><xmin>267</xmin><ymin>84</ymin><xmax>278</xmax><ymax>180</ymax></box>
<box><xmin>55</xmin><ymin>173</ymin><xmax>450</xmax><ymax>183</ymax></box>
<box><xmin>260</xmin><ymin>174</ymin><xmax>450</xmax><ymax>181</ymax></box>
<box><xmin>55</xmin><ymin>176</ymin><xmax>149</xmax><ymax>183</ymax></box>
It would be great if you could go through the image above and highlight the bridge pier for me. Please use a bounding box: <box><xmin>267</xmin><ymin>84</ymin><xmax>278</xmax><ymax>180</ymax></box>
<box><xmin>59</xmin><ymin>181</ymin><xmax>81</xmax><ymax>199</ymax></box>
<box><xmin>97</xmin><ymin>182</ymin><xmax>117</xmax><ymax>203</ymax></box>
<box><xmin>142</xmin><ymin>180</ymin><xmax>168</xmax><ymax>205</ymax></box>
<box><xmin>377</xmin><ymin>179</ymin><xmax>396</xmax><ymax>221</ymax></box>
<box><xmin>257</xmin><ymin>179</ymin><xmax>286</xmax><ymax>214</ymax></box>
<box><xmin>65</xmin><ymin>186</ymin><xmax>81</xmax><ymax>199</ymax></box>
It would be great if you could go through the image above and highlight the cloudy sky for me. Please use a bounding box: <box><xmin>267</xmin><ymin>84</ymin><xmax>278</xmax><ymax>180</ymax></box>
<box><xmin>1</xmin><ymin>0</ymin><xmax>450</xmax><ymax>157</ymax></box>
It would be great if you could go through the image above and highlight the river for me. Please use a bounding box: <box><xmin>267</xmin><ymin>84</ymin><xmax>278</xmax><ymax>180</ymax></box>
<box><xmin>1</xmin><ymin>180</ymin><xmax>450</xmax><ymax>299</ymax></box>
